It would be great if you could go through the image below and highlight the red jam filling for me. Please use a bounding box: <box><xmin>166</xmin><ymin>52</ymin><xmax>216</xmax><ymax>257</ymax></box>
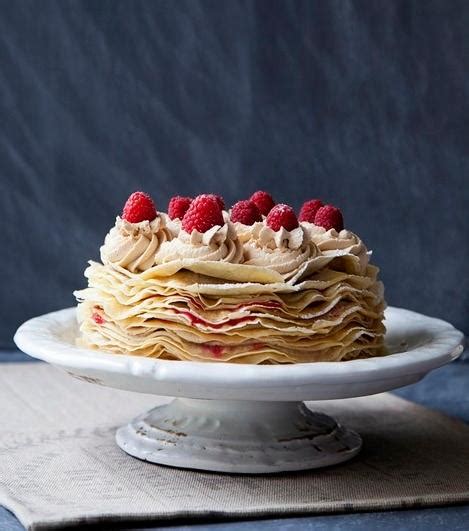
<box><xmin>177</xmin><ymin>300</ymin><xmax>281</xmax><ymax>329</ymax></box>
<box><xmin>204</xmin><ymin>344</ymin><xmax>224</xmax><ymax>358</ymax></box>
<box><xmin>175</xmin><ymin>310</ymin><xmax>254</xmax><ymax>329</ymax></box>
<box><xmin>92</xmin><ymin>312</ymin><xmax>105</xmax><ymax>325</ymax></box>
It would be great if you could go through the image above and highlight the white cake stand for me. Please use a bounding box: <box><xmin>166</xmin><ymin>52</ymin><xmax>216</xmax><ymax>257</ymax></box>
<box><xmin>14</xmin><ymin>307</ymin><xmax>464</xmax><ymax>474</ymax></box>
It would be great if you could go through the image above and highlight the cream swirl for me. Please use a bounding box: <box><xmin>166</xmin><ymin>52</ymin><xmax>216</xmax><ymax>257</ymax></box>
<box><xmin>301</xmin><ymin>223</ymin><xmax>369</xmax><ymax>273</ymax></box>
<box><xmin>241</xmin><ymin>223</ymin><xmax>318</xmax><ymax>277</ymax></box>
<box><xmin>163</xmin><ymin>213</ymin><xmax>182</xmax><ymax>239</ymax></box>
<box><xmin>154</xmin><ymin>222</ymin><xmax>243</xmax><ymax>264</ymax></box>
<box><xmin>100</xmin><ymin>215</ymin><xmax>173</xmax><ymax>272</ymax></box>
<box><xmin>232</xmin><ymin>221</ymin><xmax>264</xmax><ymax>244</ymax></box>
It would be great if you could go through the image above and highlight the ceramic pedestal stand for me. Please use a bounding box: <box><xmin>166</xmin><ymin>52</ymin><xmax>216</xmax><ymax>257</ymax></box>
<box><xmin>14</xmin><ymin>307</ymin><xmax>464</xmax><ymax>474</ymax></box>
<box><xmin>116</xmin><ymin>398</ymin><xmax>362</xmax><ymax>473</ymax></box>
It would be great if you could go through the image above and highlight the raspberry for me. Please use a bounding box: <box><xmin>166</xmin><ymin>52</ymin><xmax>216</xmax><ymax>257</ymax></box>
<box><xmin>230</xmin><ymin>200</ymin><xmax>262</xmax><ymax>225</ymax></box>
<box><xmin>208</xmin><ymin>194</ymin><xmax>225</xmax><ymax>211</ymax></box>
<box><xmin>314</xmin><ymin>205</ymin><xmax>344</xmax><ymax>231</ymax></box>
<box><xmin>122</xmin><ymin>191</ymin><xmax>157</xmax><ymax>223</ymax></box>
<box><xmin>250</xmin><ymin>190</ymin><xmax>275</xmax><ymax>216</ymax></box>
<box><xmin>266</xmin><ymin>204</ymin><xmax>299</xmax><ymax>231</ymax></box>
<box><xmin>182</xmin><ymin>194</ymin><xmax>224</xmax><ymax>233</ymax></box>
<box><xmin>168</xmin><ymin>196</ymin><xmax>193</xmax><ymax>220</ymax></box>
<box><xmin>298</xmin><ymin>199</ymin><xmax>324</xmax><ymax>222</ymax></box>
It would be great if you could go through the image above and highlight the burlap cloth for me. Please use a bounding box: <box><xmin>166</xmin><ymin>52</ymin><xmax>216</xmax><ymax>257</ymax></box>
<box><xmin>1</xmin><ymin>363</ymin><xmax>468</xmax><ymax>530</ymax></box>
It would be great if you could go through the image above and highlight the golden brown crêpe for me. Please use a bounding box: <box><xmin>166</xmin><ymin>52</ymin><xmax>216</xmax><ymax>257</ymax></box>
<box><xmin>75</xmin><ymin>217</ymin><xmax>386</xmax><ymax>364</ymax></box>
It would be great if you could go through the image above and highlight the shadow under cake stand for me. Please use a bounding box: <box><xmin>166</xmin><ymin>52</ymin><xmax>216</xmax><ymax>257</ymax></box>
<box><xmin>14</xmin><ymin>307</ymin><xmax>464</xmax><ymax>474</ymax></box>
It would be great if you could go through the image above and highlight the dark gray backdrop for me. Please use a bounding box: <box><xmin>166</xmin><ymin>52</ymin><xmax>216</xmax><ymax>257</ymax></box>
<box><xmin>1</xmin><ymin>0</ymin><xmax>468</xmax><ymax>349</ymax></box>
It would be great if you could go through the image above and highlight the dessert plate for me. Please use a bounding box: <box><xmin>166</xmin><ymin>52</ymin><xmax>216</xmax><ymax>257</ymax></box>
<box><xmin>14</xmin><ymin>307</ymin><xmax>464</xmax><ymax>474</ymax></box>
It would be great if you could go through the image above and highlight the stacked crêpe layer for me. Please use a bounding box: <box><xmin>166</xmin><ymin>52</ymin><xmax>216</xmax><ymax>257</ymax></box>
<box><xmin>74</xmin><ymin>213</ymin><xmax>386</xmax><ymax>363</ymax></box>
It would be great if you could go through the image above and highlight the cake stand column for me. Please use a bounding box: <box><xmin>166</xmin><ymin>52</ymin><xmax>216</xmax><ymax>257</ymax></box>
<box><xmin>116</xmin><ymin>398</ymin><xmax>361</xmax><ymax>473</ymax></box>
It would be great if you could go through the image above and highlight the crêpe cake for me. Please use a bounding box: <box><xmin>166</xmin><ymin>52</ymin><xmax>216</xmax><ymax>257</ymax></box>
<box><xmin>74</xmin><ymin>192</ymin><xmax>386</xmax><ymax>364</ymax></box>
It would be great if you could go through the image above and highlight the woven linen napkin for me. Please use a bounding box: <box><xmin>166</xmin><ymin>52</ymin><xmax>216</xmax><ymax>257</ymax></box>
<box><xmin>1</xmin><ymin>363</ymin><xmax>469</xmax><ymax>531</ymax></box>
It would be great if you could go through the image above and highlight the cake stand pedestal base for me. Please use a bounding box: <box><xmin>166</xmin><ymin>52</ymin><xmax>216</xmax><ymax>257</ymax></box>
<box><xmin>116</xmin><ymin>398</ymin><xmax>362</xmax><ymax>473</ymax></box>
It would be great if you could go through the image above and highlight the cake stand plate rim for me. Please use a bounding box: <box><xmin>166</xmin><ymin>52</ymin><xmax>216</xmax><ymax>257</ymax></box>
<box><xmin>13</xmin><ymin>306</ymin><xmax>464</xmax><ymax>401</ymax></box>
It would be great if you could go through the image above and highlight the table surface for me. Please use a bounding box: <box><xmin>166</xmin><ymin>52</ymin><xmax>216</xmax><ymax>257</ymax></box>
<box><xmin>1</xmin><ymin>349</ymin><xmax>468</xmax><ymax>531</ymax></box>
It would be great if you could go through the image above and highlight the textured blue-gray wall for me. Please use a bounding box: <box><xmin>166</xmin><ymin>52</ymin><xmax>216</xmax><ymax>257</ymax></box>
<box><xmin>1</xmin><ymin>0</ymin><xmax>468</xmax><ymax>348</ymax></box>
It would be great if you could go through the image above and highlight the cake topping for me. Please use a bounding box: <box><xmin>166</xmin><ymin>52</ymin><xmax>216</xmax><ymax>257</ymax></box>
<box><xmin>249</xmin><ymin>190</ymin><xmax>275</xmax><ymax>216</ymax></box>
<box><xmin>257</xmin><ymin>224</ymin><xmax>309</xmax><ymax>251</ymax></box>
<box><xmin>163</xmin><ymin>214</ymin><xmax>183</xmax><ymax>239</ymax></box>
<box><xmin>182</xmin><ymin>194</ymin><xmax>224</xmax><ymax>233</ymax></box>
<box><xmin>211</xmin><ymin>194</ymin><xmax>225</xmax><ymax>211</ymax></box>
<box><xmin>298</xmin><ymin>199</ymin><xmax>323</xmax><ymax>222</ymax></box>
<box><xmin>230</xmin><ymin>200</ymin><xmax>262</xmax><ymax>225</ymax></box>
<box><xmin>100</xmin><ymin>215</ymin><xmax>172</xmax><ymax>272</ymax></box>
<box><xmin>232</xmin><ymin>221</ymin><xmax>264</xmax><ymax>244</ymax></box>
<box><xmin>266</xmin><ymin>204</ymin><xmax>299</xmax><ymax>231</ymax></box>
<box><xmin>155</xmin><ymin>222</ymin><xmax>243</xmax><ymax>264</ymax></box>
<box><xmin>122</xmin><ymin>191</ymin><xmax>157</xmax><ymax>223</ymax></box>
<box><xmin>168</xmin><ymin>196</ymin><xmax>193</xmax><ymax>220</ymax></box>
<box><xmin>305</xmin><ymin>226</ymin><xmax>364</xmax><ymax>253</ymax></box>
<box><xmin>302</xmin><ymin>224</ymin><xmax>369</xmax><ymax>273</ymax></box>
<box><xmin>314</xmin><ymin>205</ymin><xmax>344</xmax><ymax>232</ymax></box>
<box><xmin>242</xmin><ymin>223</ymin><xmax>318</xmax><ymax>278</ymax></box>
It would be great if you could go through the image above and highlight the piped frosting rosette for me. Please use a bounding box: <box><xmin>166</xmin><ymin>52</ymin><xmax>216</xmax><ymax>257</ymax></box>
<box><xmin>154</xmin><ymin>222</ymin><xmax>243</xmax><ymax>264</ymax></box>
<box><xmin>100</xmin><ymin>214</ymin><xmax>174</xmax><ymax>273</ymax></box>
<box><xmin>301</xmin><ymin>223</ymin><xmax>370</xmax><ymax>275</ymax></box>
<box><xmin>238</xmin><ymin>222</ymin><xmax>334</xmax><ymax>282</ymax></box>
<box><xmin>75</xmin><ymin>193</ymin><xmax>386</xmax><ymax>364</ymax></box>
